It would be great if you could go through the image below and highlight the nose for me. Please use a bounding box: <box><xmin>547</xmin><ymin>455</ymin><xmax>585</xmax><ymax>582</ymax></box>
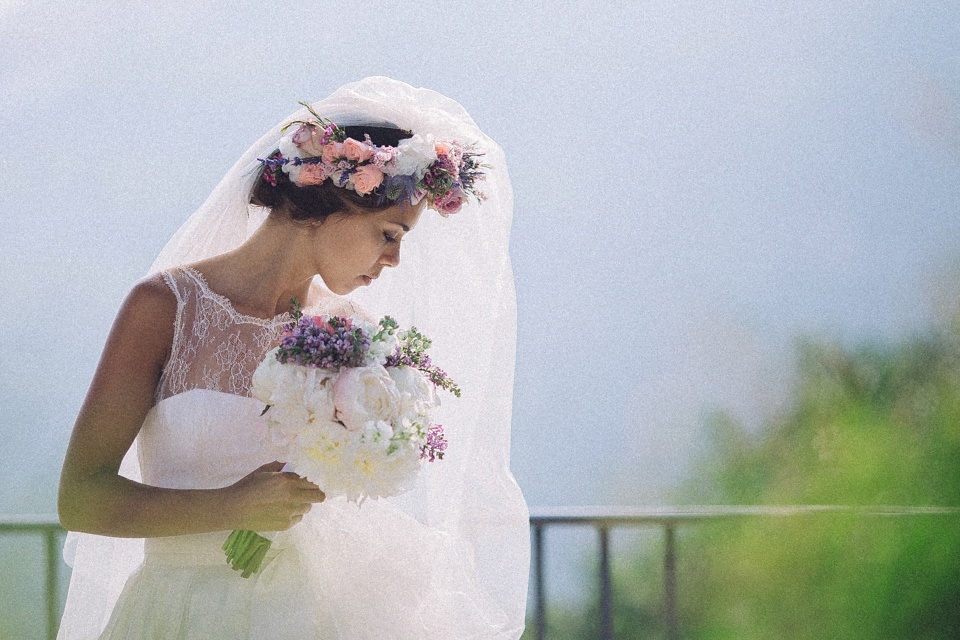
<box><xmin>379</xmin><ymin>244</ymin><xmax>400</xmax><ymax>268</ymax></box>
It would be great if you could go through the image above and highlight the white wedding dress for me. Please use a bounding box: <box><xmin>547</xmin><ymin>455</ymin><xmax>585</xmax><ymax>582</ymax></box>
<box><xmin>76</xmin><ymin>266</ymin><xmax>511</xmax><ymax>639</ymax></box>
<box><xmin>60</xmin><ymin>78</ymin><xmax>530</xmax><ymax>640</ymax></box>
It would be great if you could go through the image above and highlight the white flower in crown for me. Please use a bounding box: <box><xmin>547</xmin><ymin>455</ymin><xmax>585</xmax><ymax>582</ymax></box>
<box><xmin>277</xmin><ymin>134</ymin><xmax>305</xmax><ymax>184</ymax></box>
<box><xmin>385</xmin><ymin>134</ymin><xmax>438</xmax><ymax>179</ymax></box>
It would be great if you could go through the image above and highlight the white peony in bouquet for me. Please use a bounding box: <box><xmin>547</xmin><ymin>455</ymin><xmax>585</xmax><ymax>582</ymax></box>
<box><xmin>223</xmin><ymin>310</ymin><xmax>457</xmax><ymax>577</ymax></box>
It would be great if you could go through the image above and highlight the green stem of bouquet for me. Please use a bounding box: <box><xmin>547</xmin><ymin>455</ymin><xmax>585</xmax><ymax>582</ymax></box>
<box><xmin>222</xmin><ymin>529</ymin><xmax>272</xmax><ymax>578</ymax></box>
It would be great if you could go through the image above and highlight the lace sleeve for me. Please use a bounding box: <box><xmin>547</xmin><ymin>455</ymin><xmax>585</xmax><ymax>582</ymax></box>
<box><xmin>156</xmin><ymin>270</ymin><xmax>186</xmax><ymax>404</ymax></box>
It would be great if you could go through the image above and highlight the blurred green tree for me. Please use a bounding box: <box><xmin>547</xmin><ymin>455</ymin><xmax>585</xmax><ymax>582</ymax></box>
<box><xmin>674</xmin><ymin>327</ymin><xmax>960</xmax><ymax>639</ymax></box>
<box><xmin>530</xmin><ymin>322</ymin><xmax>960</xmax><ymax>639</ymax></box>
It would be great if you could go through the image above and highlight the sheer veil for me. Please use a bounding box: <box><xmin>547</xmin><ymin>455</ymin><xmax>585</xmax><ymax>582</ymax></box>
<box><xmin>59</xmin><ymin>77</ymin><xmax>529</xmax><ymax>638</ymax></box>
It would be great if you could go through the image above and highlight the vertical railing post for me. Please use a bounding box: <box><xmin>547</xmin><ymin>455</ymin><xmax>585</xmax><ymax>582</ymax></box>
<box><xmin>533</xmin><ymin>523</ymin><xmax>546</xmax><ymax>640</ymax></box>
<box><xmin>599</xmin><ymin>525</ymin><xmax>613</xmax><ymax>640</ymax></box>
<box><xmin>46</xmin><ymin>527</ymin><xmax>60</xmax><ymax>640</ymax></box>
<box><xmin>664</xmin><ymin>524</ymin><xmax>678</xmax><ymax>640</ymax></box>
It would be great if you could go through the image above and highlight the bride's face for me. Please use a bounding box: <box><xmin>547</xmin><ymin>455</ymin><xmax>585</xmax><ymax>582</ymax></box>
<box><xmin>311</xmin><ymin>199</ymin><xmax>425</xmax><ymax>295</ymax></box>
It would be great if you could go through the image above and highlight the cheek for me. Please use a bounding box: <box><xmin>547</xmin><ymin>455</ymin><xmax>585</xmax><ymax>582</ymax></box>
<box><xmin>346</xmin><ymin>239</ymin><xmax>381</xmax><ymax>269</ymax></box>
<box><xmin>332</xmin><ymin>221</ymin><xmax>386</xmax><ymax>266</ymax></box>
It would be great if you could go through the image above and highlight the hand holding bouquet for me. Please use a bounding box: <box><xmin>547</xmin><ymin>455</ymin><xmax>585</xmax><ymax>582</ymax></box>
<box><xmin>223</xmin><ymin>310</ymin><xmax>458</xmax><ymax>576</ymax></box>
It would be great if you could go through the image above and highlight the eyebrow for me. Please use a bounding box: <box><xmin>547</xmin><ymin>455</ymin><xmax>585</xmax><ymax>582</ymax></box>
<box><xmin>390</xmin><ymin>222</ymin><xmax>410</xmax><ymax>232</ymax></box>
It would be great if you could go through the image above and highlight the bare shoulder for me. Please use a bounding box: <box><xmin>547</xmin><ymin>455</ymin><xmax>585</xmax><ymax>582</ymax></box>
<box><xmin>119</xmin><ymin>272</ymin><xmax>178</xmax><ymax>329</ymax></box>
<box><xmin>102</xmin><ymin>272</ymin><xmax>179</xmax><ymax>369</ymax></box>
<box><xmin>128</xmin><ymin>272</ymin><xmax>177</xmax><ymax>308</ymax></box>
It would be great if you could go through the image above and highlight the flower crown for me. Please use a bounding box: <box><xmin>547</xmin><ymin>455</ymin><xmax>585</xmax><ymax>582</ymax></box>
<box><xmin>258</xmin><ymin>102</ymin><xmax>487</xmax><ymax>215</ymax></box>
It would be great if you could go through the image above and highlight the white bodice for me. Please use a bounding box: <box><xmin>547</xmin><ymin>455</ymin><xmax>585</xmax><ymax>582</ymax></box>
<box><xmin>144</xmin><ymin>266</ymin><xmax>365</xmax><ymax>490</ymax></box>
<box><xmin>138</xmin><ymin>390</ymin><xmax>269</xmax><ymax>491</ymax></box>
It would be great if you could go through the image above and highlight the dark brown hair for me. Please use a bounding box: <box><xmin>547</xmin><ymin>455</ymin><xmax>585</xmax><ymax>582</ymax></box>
<box><xmin>249</xmin><ymin>124</ymin><xmax>413</xmax><ymax>222</ymax></box>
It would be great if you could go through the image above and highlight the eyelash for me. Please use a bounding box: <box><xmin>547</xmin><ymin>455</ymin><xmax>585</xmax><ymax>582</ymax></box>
<box><xmin>383</xmin><ymin>232</ymin><xmax>398</xmax><ymax>244</ymax></box>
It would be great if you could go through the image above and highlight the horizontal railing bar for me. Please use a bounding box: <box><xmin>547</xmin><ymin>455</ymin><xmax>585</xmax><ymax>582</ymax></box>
<box><xmin>529</xmin><ymin>504</ymin><xmax>960</xmax><ymax>526</ymax></box>
<box><xmin>0</xmin><ymin>516</ymin><xmax>64</xmax><ymax>532</ymax></box>
<box><xmin>6</xmin><ymin>507</ymin><xmax>959</xmax><ymax>532</ymax></box>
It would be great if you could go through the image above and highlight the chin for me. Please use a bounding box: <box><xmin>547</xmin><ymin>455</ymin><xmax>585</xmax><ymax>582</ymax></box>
<box><xmin>331</xmin><ymin>282</ymin><xmax>359</xmax><ymax>296</ymax></box>
<box><xmin>317</xmin><ymin>275</ymin><xmax>354</xmax><ymax>296</ymax></box>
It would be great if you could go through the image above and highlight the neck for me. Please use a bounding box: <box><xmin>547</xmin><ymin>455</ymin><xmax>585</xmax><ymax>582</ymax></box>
<box><xmin>191</xmin><ymin>214</ymin><xmax>325</xmax><ymax>318</ymax></box>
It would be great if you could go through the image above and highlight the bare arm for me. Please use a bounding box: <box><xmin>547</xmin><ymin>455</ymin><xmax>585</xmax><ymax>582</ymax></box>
<box><xmin>58</xmin><ymin>275</ymin><xmax>324</xmax><ymax>538</ymax></box>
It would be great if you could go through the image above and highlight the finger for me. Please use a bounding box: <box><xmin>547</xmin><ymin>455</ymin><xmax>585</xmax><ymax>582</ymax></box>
<box><xmin>300</xmin><ymin>488</ymin><xmax>326</xmax><ymax>502</ymax></box>
<box><xmin>281</xmin><ymin>473</ymin><xmax>320</xmax><ymax>490</ymax></box>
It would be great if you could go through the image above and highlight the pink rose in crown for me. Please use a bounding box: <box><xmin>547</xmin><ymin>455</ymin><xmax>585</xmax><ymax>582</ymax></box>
<box><xmin>437</xmin><ymin>198</ymin><xmax>465</xmax><ymax>216</ymax></box>
<box><xmin>291</xmin><ymin>123</ymin><xmax>313</xmax><ymax>146</ymax></box>
<box><xmin>352</xmin><ymin>165</ymin><xmax>384</xmax><ymax>195</ymax></box>
<box><xmin>297</xmin><ymin>163</ymin><xmax>329</xmax><ymax>186</ymax></box>
<box><xmin>342</xmin><ymin>138</ymin><xmax>373</xmax><ymax>163</ymax></box>
<box><xmin>436</xmin><ymin>186</ymin><xmax>468</xmax><ymax>216</ymax></box>
<box><xmin>321</xmin><ymin>141</ymin><xmax>343</xmax><ymax>165</ymax></box>
<box><xmin>292</xmin><ymin>123</ymin><xmax>328</xmax><ymax>157</ymax></box>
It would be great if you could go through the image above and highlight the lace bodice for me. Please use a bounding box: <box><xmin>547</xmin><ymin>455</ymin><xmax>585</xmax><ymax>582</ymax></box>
<box><xmin>157</xmin><ymin>266</ymin><xmax>362</xmax><ymax>403</ymax></box>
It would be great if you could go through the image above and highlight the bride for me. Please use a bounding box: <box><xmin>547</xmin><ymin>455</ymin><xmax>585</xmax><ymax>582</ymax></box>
<box><xmin>56</xmin><ymin>77</ymin><xmax>529</xmax><ymax>639</ymax></box>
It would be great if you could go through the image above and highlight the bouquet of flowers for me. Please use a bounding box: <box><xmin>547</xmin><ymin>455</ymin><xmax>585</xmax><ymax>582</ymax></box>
<box><xmin>222</xmin><ymin>309</ymin><xmax>458</xmax><ymax>577</ymax></box>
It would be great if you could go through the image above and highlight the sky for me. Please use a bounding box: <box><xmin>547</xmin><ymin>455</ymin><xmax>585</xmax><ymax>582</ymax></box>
<box><xmin>2</xmin><ymin>0</ymin><xmax>960</xmax><ymax>604</ymax></box>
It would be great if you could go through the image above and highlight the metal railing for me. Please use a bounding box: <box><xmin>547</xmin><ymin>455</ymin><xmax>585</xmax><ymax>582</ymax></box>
<box><xmin>5</xmin><ymin>507</ymin><xmax>960</xmax><ymax>640</ymax></box>
<box><xmin>0</xmin><ymin>515</ymin><xmax>65</xmax><ymax>640</ymax></box>
<box><xmin>528</xmin><ymin>505</ymin><xmax>960</xmax><ymax>640</ymax></box>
